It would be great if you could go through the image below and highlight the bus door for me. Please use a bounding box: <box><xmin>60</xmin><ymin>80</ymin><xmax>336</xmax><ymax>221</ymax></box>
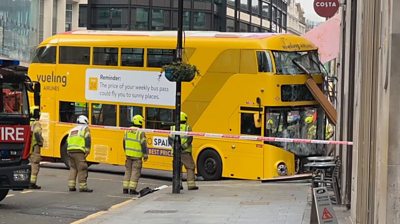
<box><xmin>30</xmin><ymin>45</ymin><xmax>57</xmax><ymax>157</ymax></box>
<box><xmin>226</xmin><ymin>108</ymin><xmax>264</xmax><ymax>180</ymax></box>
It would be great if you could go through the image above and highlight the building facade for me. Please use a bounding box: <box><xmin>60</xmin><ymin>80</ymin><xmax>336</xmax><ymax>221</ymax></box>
<box><xmin>0</xmin><ymin>0</ymin><xmax>85</xmax><ymax>64</ymax></box>
<box><xmin>286</xmin><ymin>0</ymin><xmax>305</xmax><ymax>35</ymax></box>
<box><xmin>84</xmin><ymin>0</ymin><xmax>288</xmax><ymax>33</ymax></box>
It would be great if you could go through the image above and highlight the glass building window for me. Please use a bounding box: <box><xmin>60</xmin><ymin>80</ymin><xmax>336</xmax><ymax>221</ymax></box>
<box><xmin>261</xmin><ymin>2</ymin><xmax>269</xmax><ymax>18</ymax></box>
<box><xmin>240</xmin><ymin>0</ymin><xmax>249</xmax><ymax>11</ymax></box>
<box><xmin>132</xmin><ymin>0</ymin><xmax>149</xmax><ymax>5</ymax></box>
<box><xmin>226</xmin><ymin>18</ymin><xmax>235</xmax><ymax>32</ymax></box>
<box><xmin>65</xmin><ymin>4</ymin><xmax>72</xmax><ymax>31</ymax></box>
<box><xmin>93</xmin><ymin>47</ymin><xmax>118</xmax><ymax>66</ymax></box>
<box><xmin>59</xmin><ymin>46</ymin><xmax>90</xmax><ymax>65</ymax></box>
<box><xmin>147</xmin><ymin>49</ymin><xmax>175</xmax><ymax>67</ymax></box>
<box><xmin>194</xmin><ymin>0</ymin><xmax>212</xmax><ymax>10</ymax></box>
<box><xmin>227</xmin><ymin>0</ymin><xmax>235</xmax><ymax>6</ymax></box>
<box><xmin>79</xmin><ymin>5</ymin><xmax>87</xmax><ymax>27</ymax></box>
<box><xmin>172</xmin><ymin>11</ymin><xmax>190</xmax><ymax>30</ymax></box>
<box><xmin>131</xmin><ymin>8</ymin><xmax>149</xmax><ymax>30</ymax></box>
<box><xmin>193</xmin><ymin>12</ymin><xmax>211</xmax><ymax>30</ymax></box>
<box><xmin>91</xmin><ymin>7</ymin><xmax>128</xmax><ymax>30</ymax></box>
<box><xmin>151</xmin><ymin>9</ymin><xmax>171</xmax><ymax>30</ymax></box>
<box><xmin>121</xmin><ymin>48</ymin><xmax>144</xmax><ymax>67</ymax></box>
<box><xmin>251</xmin><ymin>0</ymin><xmax>259</xmax><ymax>14</ymax></box>
<box><xmin>239</xmin><ymin>22</ymin><xmax>249</xmax><ymax>32</ymax></box>
<box><xmin>153</xmin><ymin>0</ymin><xmax>171</xmax><ymax>7</ymax></box>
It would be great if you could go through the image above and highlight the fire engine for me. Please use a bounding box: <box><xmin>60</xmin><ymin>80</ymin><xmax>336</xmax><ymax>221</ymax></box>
<box><xmin>0</xmin><ymin>59</ymin><xmax>40</xmax><ymax>202</ymax></box>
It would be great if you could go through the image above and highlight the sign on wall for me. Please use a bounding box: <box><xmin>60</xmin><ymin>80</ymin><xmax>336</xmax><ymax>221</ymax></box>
<box><xmin>313</xmin><ymin>0</ymin><xmax>340</xmax><ymax>18</ymax></box>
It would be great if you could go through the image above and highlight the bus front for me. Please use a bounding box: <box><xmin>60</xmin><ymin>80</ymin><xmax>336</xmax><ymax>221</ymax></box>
<box><xmin>257</xmin><ymin>35</ymin><xmax>330</xmax><ymax>176</ymax></box>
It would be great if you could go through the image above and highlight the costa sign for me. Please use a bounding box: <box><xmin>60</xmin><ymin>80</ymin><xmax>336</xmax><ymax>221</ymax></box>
<box><xmin>313</xmin><ymin>0</ymin><xmax>339</xmax><ymax>18</ymax></box>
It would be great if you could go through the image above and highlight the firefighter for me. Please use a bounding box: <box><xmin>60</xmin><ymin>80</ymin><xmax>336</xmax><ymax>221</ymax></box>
<box><xmin>29</xmin><ymin>106</ymin><xmax>44</xmax><ymax>189</ymax></box>
<box><xmin>67</xmin><ymin>115</ymin><xmax>93</xmax><ymax>192</ymax></box>
<box><xmin>168</xmin><ymin>112</ymin><xmax>199</xmax><ymax>190</ymax></box>
<box><xmin>305</xmin><ymin>115</ymin><xmax>316</xmax><ymax>139</ymax></box>
<box><xmin>122</xmin><ymin>114</ymin><xmax>148</xmax><ymax>195</ymax></box>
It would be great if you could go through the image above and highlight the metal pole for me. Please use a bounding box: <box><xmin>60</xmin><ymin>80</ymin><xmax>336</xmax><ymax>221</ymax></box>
<box><xmin>172</xmin><ymin>0</ymin><xmax>184</xmax><ymax>194</ymax></box>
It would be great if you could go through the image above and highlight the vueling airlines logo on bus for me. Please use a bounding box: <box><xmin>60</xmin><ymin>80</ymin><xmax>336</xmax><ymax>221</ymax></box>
<box><xmin>36</xmin><ymin>74</ymin><xmax>67</xmax><ymax>91</ymax></box>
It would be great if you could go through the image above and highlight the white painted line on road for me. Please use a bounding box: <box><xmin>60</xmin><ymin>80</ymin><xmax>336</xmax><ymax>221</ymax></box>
<box><xmin>71</xmin><ymin>198</ymin><xmax>134</xmax><ymax>224</ymax></box>
<box><xmin>21</xmin><ymin>190</ymin><xmax>33</xmax><ymax>194</ymax></box>
<box><xmin>106</xmin><ymin>195</ymin><xmax>137</xmax><ymax>199</ymax></box>
<box><xmin>5</xmin><ymin>194</ymin><xmax>14</xmax><ymax>198</ymax></box>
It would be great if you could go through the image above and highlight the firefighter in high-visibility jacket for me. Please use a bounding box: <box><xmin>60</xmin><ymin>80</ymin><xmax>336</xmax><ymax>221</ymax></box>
<box><xmin>29</xmin><ymin>106</ymin><xmax>44</xmax><ymax>189</ymax></box>
<box><xmin>305</xmin><ymin>115</ymin><xmax>316</xmax><ymax>139</ymax></box>
<box><xmin>168</xmin><ymin>112</ymin><xmax>199</xmax><ymax>190</ymax></box>
<box><xmin>122</xmin><ymin>114</ymin><xmax>148</xmax><ymax>195</ymax></box>
<box><xmin>67</xmin><ymin>115</ymin><xmax>93</xmax><ymax>192</ymax></box>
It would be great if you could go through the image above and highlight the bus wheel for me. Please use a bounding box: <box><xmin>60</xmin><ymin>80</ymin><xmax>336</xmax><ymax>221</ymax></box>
<box><xmin>60</xmin><ymin>142</ymin><xmax>70</xmax><ymax>169</ymax></box>
<box><xmin>0</xmin><ymin>189</ymin><xmax>9</xmax><ymax>202</ymax></box>
<box><xmin>197</xmin><ymin>149</ymin><xmax>222</xmax><ymax>180</ymax></box>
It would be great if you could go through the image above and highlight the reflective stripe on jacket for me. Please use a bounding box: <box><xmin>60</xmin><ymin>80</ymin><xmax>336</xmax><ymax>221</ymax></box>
<box><xmin>170</xmin><ymin>124</ymin><xmax>192</xmax><ymax>153</ymax></box>
<box><xmin>124</xmin><ymin>130</ymin><xmax>144</xmax><ymax>158</ymax></box>
<box><xmin>67</xmin><ymin>126</ymin><xmax>87</xmax><ymax>153</ymax></box>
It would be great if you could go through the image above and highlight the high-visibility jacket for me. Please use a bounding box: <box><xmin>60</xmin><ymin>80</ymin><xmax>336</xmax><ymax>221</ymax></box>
<box><xmin>124</xmin><ymin>129</ymin><xmax>145</xmax><ymax>158</ymax></box>
<box><xmin>170</xmin><ymin>124</ymin><xmax>192</xmax><ymax>153</ymax></box>
<box><xmin>30</xmin><ymin>120</ymin><xmax>43</xmax><ymax>152</ymax></box>
<box><xmin>67</xmin><ymin>125</ymin><xmax>89</xmax><ymax>153</ymax></box>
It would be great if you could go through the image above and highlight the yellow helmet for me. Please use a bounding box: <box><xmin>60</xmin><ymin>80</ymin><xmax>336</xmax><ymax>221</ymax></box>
<box><xmin>180</xmin><ymin>112</ymin><xmax>188</xmax><ymax>123</ymax></box>
<box><xmin>305</xmin><ymin>116</ymin><xmax>313</xmax><ymax>124</ymax></box>
<box><xmin>132</xmin><ymin>115</ymin><xmax>144</xmax><ymax>126</ymax></box>
<box><xmin>267</xmin><ymin>119</ymin><xmax>274</xmax><ymax>125</ymax></box>
<box><xmin>30</xmin><ymin>106</ymin><xmax>39</xmax><ymax>115</ymax></box>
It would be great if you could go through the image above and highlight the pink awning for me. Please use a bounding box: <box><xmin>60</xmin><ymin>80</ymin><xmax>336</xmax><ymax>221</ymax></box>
<box><xmin>302</xmin><ymin>13</ymin><xmax>341</xmax><ymax>63</ymax></box>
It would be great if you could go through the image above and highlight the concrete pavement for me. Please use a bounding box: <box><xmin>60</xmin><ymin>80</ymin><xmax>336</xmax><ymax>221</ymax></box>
<box><xmin>75</xmin><ymin>180</ymin><xmax>351</xmax><ymax>224</ymax></box>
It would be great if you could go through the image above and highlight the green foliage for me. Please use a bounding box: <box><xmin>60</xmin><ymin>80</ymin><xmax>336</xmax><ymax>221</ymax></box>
<box><xmin>161</xmin><ymin>62</ymin><xmax>200</xmax><ymax>82</ymax></box>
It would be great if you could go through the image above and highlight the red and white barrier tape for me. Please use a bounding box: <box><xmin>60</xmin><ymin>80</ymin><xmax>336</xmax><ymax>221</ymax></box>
<box><xmin>83</xmin><ymin>124</ymin><xmax>353</xmax><ymax>146</ymax></box>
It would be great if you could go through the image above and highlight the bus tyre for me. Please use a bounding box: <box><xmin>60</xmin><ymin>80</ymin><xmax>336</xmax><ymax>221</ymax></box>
<box><xmin>197</xmin><ymin>149</ymin><xmax>222</xmax><ymax>180</ymax></box>
<box><xmin>61</xmin><ymin>142</ymin><xmax>70</xmax><ymax>169</ymax></box>
<box><xmin>0</xmin><ymin>189</ymin><xmax>9</xmax><ymax>202</ymax></box>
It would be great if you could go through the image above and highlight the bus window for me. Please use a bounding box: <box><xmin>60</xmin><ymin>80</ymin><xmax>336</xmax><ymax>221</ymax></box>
<box><xmin>93</xmin><ymin>47</ymin><xmax>118</xmax><ymax>66</ymax></box>
<box><xmin>281</xmin><ymin>84</ymin><xmax>315</xmax><ymax>102</ymax></box>
<box><xmin>256</xmin><ymin>51</ymin><xmax>272</xmax><ymax>72</ymax></box>
<box><xmin>265</xmin><ymin>107</ymin><xmax>319</xmax><ymax>154</ymax></box>
<box><xmin>121</xmin><ymin>48</ymin><xmax>144</xmax><ymax>67</ymax></box>
<box><xmin>272</xmin><ymin>51</ymin><xmax>321</xmax><ymax>75</ymax></box>
<box><xmin>119</xmin><ymin>105</ymin><xmax>143</xmax><ymax>127</ymax></box>
<box><xmin>240</xmin><ymin>113</ymin><xmax>261</xmax><ymax>135</ymax></box>
<box><xmin>59</xmin><ymin>101</ymin><xmax>88</xmax><ymax>123</ymax></box>
<box><xmin>91</xmin><ymin>103</ymin><xmax>116</xmax><ymax>126</ymax></box>
<box><xmin>145</xmin><ymin>107</ymin><xmax>174</xmax><ymax>130</ymax></box>
<box><xmin>32</xmin><ymin>46</ymin><xmax>56</xmax><ymax>64</ymax></box>
<box><xmin>147</xmin><ymin>49</ymin><xmax>175</xmax><ymax>67</ymax></box>
<box><xmin>59</xmin><ymin>46</ymin><xmax>90</xmax><ymax>65</ymax></box>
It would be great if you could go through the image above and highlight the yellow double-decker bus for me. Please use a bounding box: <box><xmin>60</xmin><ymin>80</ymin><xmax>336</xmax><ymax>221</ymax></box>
<box><xmin>28</xmin><ymin>30</ymin><xmax>327</xmax><ymax>180</ymax></box>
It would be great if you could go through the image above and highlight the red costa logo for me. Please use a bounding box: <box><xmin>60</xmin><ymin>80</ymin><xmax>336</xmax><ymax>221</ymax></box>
<box><xmin>313</xmin><ymin>0</ymin><xmax>339</xmax><ymax>18</ymax></box>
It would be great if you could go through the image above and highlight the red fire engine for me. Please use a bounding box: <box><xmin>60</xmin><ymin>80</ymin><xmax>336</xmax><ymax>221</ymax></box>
<box><xmin>0</xmin><ymin>59</ymin><xmax>40</xmax><ymax>202</ymax></box>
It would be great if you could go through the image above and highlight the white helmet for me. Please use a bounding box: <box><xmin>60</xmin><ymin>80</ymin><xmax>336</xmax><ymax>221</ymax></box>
<box><xmin>76</xmin><ymin>115</ymin><xmax>89</xmax><ymax>124</ymax></box>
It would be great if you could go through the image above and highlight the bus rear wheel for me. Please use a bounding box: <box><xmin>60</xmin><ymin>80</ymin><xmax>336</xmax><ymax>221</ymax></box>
<box><xmin>0</xmin><ymin>189</ymin><xmax>9</xmax><ymax>202</ymax></box>
<box><xmin>197</xmin><ymin>149</ymin><xmax>222</xmax><ymax>180</ymax></box>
